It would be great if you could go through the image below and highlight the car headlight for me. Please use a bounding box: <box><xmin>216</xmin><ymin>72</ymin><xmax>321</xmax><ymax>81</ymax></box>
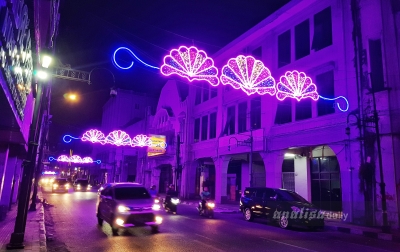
<box><xmin>171</xmin><ymin>198</ymin><xmax>180</xmax><ymax>205</ymax></box>
<box><xmin>88</xmin><ymin>185</ymin><xmax>92</xmax><ymax>188</ymax></box>
<box><xmin>152</xmin><ymin>204</ymin><xmax>161</xmax><ymax>211</ymax></box>
<box><xmin>53</xmin><ymin>184</ymin><xmax>58</xmax><ymax>188</ymax></box>
<box><xmin>155</xmin><ymin>216</ymin><xmax>163</xmax><ymax>224</ymax></box>
<box><xmin>291</xmin><ymin>206</ymin><xmax>301</xmax><ymax>213</ymax></box>
<box><xmin>154</xmin><ymin>199</ymin><xmax>160</xmax><ymax>204</ymax></box>
<box><xmin>117</xmin><ymin>205</ymin><xmax>130</xmax><ymax>213</ymax></box>
<box><xmin>77</xmin><ymin>184</ymin><xmax>81</xmax><ymax>188</ymax></box>
<box><xmin>207</xmin><ymin>202</ymin><xmax>215</xmax><ymax>208</ymax></box>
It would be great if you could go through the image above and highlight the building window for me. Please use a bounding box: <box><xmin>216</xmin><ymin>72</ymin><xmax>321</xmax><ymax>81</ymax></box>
<box><xmin>195</xmin><ymin>86</ymin><xmax>201</xmax><ymax>105</ymax></box>
<box><xmin>209</xmin><ymin>112</ymin><xmax>217</xmax><ymax>139</ymax></box>
<box><xmin>317</xmin><ymin>70</ymin><xmax>335</xmax><ymax>116</ymax></box>
<box><xmin>250</xmin><ymin>97</ymin><xmax>261</xmax><ymax>130</ymax></box>
<box><xmin>223</xmin><ymin>106</ymin><xmax>235</xmax><ymax>135</ymax></box>
<box><xmin>201</xmin><ymin>115</ymin><xmax>208</xmax><ymax>141</ymax></box>
<box><xmin>252</xmin><ymin>46</ymin><xmax>262</xmax><ymax>59</ymax></box>
<box><xmin>194</xmin><ymin>118</ymin><xmax>200</xmax><ymax>143</ymax></box>
<box><xmin>202</xmin><ymin>83</ymin><xmax>209</xmax><ymax>102</ymax></box>
<box><xmin>278</xmin><ymin>30</ymin><xmax>291</xmax><ymax>67</ymax></box>
<box><xmin>275</xmin><ymin>99</ymin><xmax>292</xmax><ymax>124</ymax></box>
<box><xmin>210</xmin><ymin>87</ymin><xmax>217</xmax><ymax>98</ymax></box>
<box><xmin>369</xmin><ymin>39</ymin><xmax>385</xmax><ymax>92</ymax></box>
<box><xmin>295</xmin><ymin>99</ymin><xmax>312</xmax><ymax>121</ymax></box>
<box><xmin>238</xmin><ymin>102</ymin><xmax>247</xmax><ymax>133</ymax></box>
<box><xmin>295</xmin><ymin>19</ymin><xmax>310</xmax><ymax>60</ymax></box>
<box><xmin>312</xmin><ymin>7</ymin><xmax>332</xmax><ymax>51</ymax></box>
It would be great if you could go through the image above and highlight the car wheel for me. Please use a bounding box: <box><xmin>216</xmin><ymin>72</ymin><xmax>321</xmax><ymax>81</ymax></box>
<box><xmin>244</xmin><ymin>208</ymin><xmax>254</xmax><ymax>221</ymax></box>
<box><xmin>151</xmin><ymin>225</ymin><xmax>159</xmax><ymax>234</ymax></box>
<box><xmin>279</xmin><ymin>215</ymin><xmax>290</xmax><ymax>229</ymax></box>
<box><xmin>97</xmin><ymin>216</ymin><xmax>103</xmax><ymax>226</ymax></box>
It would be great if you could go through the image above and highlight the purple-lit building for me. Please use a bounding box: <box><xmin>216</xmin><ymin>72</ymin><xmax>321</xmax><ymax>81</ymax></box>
<box><xmin>108</xmin><ymin>0</ymin><xmax>400</xmax><ymax>228</ymax></box>
<box><xmin>0</xmin><ymin>0</ymin><xmax>60</xmax><ymax>218</ymax></box>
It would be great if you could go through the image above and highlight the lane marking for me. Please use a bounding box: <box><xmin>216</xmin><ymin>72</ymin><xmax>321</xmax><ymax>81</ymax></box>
<box><xmin>192</xmin><ymin>239</ymin><xmax>226</xmax><ymax>252</ymax></box>
<box><xmin>260</xmin><ymin>237</ymin><xmax>318</xmax><ymax>251</ymax></box>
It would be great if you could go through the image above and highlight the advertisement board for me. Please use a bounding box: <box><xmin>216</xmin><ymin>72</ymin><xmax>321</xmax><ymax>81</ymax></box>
<box><xmin>147</xmin><ymin>134</ymin><xmax>167</xmax><ymax>157</ymax></box>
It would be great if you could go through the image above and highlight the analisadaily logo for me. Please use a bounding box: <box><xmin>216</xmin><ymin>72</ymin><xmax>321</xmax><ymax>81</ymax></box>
<box><xmin>272</xmin><ymin>208</ymin><xmax>349</xmax><ymax>221</ymax></box>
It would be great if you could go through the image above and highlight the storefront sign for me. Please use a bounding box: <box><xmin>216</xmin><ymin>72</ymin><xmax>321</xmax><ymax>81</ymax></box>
<box><xmin>147</xmin><ymin>134</ymin><xmax>167</xmax><ymax>157</ymax></box>
<box><xmin>0</xmin><ymin>0</ymin><xmax>33</xmax><ymax>119</ymax></box>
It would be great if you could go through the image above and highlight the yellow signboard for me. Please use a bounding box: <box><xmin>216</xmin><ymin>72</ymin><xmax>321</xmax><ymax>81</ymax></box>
<box><xmin>147</xmin><ymin>135</ymin><xmax>167</xmax><ymax>157</ymax></box>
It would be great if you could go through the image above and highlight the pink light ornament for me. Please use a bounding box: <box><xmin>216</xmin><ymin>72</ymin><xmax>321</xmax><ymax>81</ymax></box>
<box><xmin>105</xmin><ymin>130</ymin><xmax>131</xmax><ymax>146</ymax></box>
<box><xmin>70</xmin><ymin>155</ymin><xmax>83</xmax><ymax>163</ymax></box>
<box><xmin>131</xmin><ymin>134</ymin><xmax>153</xmax><ymax>147</ymax></box>
<box><xmin>276</xmin><ymin>70</ymin><xmax>319</xmax><ymax>101</ymax></box>
<box><xmin>57</xmin><ymin>155</ymin><xmax>70</xmax><ymax>162</ymax></box>
<box><xmin>161</xmin><ymin>46</ymin><xmax>219</xmax><ymax>86</ymax></box>
<box><xmin>81</xmin><ymin>129</ymin><xmax>106</xmax><ymax>144</ymax></box>
<box><xmin>220</xmin><ymin>55</ymin><xmax>276</xmax><ymax>96</ymax></box>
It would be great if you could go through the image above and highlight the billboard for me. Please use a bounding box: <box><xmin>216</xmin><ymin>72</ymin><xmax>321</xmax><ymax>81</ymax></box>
<box><xmin>147</xmin><ymin>134</ymin><xmax>167</xmax><ymax>157</ymax></box>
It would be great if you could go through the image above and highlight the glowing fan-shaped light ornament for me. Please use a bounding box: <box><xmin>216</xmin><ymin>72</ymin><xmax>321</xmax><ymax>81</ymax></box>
<box><xmin>276</xmin><ymin>70</ymin><xmax>319</xmax><ymax>101</ymax></box>
<box><xmin>81</xmin><ymin>129</ymin><xmax>106</xmax><ymax>144</ymax></box>
<box><xmin>105</xmin><ymin>130</ymin><xmax>131</xmax><ymax>146</ymax></box>
<box><xmin>57</xmin><ymin>155</ymin><xmax>70</xmax><ymax>162</ymax></box>
<box><xmin>161</xmin><ymin>46</ymin><xmax>219</xmax><ymax>86</ymax></box>
<box><xmin>220</xmin><ymin>55</ymin><xmax>276</xmax><ymax>96</ymax></box>
<box><xmin>70</xmin><ymin>155</ymin><xmax>83</xmax><ymax>163</ymax></box>
<box><xmin>131</xmin><ymin>134</ymin><xmax>152</xmax><ymax>147</ymax></box>
<box><xmin>82</xmin><ymin>157</ymin><xmax>94</xmax><ymax>164</ymax></box>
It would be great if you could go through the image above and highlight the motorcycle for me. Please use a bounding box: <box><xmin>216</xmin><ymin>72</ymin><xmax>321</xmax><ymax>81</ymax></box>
<box><xmin>197</xmin><ymin>199</ymin><xmax>215</xmax><ymax>218</ymax></box>
<box><xmin>163</xmin><ymin>197</ymin><xmax>179</xmax><ymax>214</ymax></box>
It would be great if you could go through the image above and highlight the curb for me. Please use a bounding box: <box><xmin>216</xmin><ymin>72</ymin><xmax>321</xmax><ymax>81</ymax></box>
<box><xmin>38</xmin><ymin>192</ymin><xmax>47</xmax><ymax>252</ymax></box>
<box><xmin>179</xmin><ymin>201</ymin><xmax>241</xmax><ymax>213</ymax></box>
<box><xmin>324</xmin><ymin>222</ymin><xmax>400</xmax><ymax>243</ymax></box>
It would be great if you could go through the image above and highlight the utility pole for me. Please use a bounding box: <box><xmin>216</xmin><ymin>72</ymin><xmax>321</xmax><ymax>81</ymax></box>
<box><xmin>371</xmin><ymin>90</ymin><xmax>390</xmax><ymax>233</ymax></box>
<box><xmin>249</xmin><ymin>128</ymin><xmax>253</xmax><ymax>187</ymax></box>
<box><xmin>175</xmin><ymin>134</ymin><xmax>181</xmax><ymax>192</ymax></box>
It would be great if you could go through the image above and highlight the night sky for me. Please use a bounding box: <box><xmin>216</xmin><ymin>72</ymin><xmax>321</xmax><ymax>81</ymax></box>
<box><xmin>49</xmin><ymin>0</ymin><xmax>290</xmax><ymax>155</ymax></box>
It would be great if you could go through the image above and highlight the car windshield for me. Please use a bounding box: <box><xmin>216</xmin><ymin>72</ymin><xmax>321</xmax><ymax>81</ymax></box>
<box><xmin>54</xmin><ymin>179</ymin><xmax>67</xmax><ymax>185</ymax></box>
<box><xmin>277</xmin><ymin>190</ymin><xmax>308</xmax><ymax>203</ymax></box>
<box><xmin>114</xmin><ymin>187</ymin><xmax>151</xmax><ymax>200</ymax></box>
<box><xmin>76</xmin><ymin>180</ymin><xmax>88</xmax><ymax>185</ymax></box>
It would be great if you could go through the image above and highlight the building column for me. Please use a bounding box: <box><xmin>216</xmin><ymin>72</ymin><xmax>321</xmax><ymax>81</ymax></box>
<box><xmin>294</xmin><ymin>156</ymin><xmax>311</xmax><ymax>202</ymax></box>
<box><xmin>0</xmin><ymin>145</ymin><xmax>10</xmax><ymax>197</ymax></box>
<box><xmin>12</xmin><ymin>159</ymin><xmax>23</xmax><ymax>204</ymax></box>
<box><xmin>260</xmin><ymin>151</ymin><xmax>284</xmax><ymax>188</ymax></box>
<box><xmin>241</xmin><ymin>162</ymin><xmax>249</xmax><ymax>191</ymax></box>
<box><xmin>0</xmin><ymin>156</ymin><xmax>17</xmax><ymax>208</ymax></box>
<box><xmin>213</xmin><ymin>156</ymin><xmax>230</xmax><ymax>204</ymax></box>
<box><xmin>181</xmin><ymin>160</ymin><xmax>197</xmax><ymax>199</ymax></box>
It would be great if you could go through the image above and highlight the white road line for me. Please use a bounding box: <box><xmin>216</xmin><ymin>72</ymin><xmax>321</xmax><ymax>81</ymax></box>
<box><xmin>195</xmin><ymin>234</ymin><xmax>229</xmax><ymax>247</ymax></box>
<box><xmin>260</xmin><ymin>237</ymin><xmax>318</xmax><ymax>252</ymax></box>
<box><xmin>192</xmin><ymin>239</ymin><xmax>226</xmax><ymax>252</ymax></box>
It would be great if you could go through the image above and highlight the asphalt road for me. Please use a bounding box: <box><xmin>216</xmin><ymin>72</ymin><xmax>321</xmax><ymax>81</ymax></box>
<box><xmin>42</xmin><ymin>188</ymin><xmax>400</xmax><ymax>252</ymax></box>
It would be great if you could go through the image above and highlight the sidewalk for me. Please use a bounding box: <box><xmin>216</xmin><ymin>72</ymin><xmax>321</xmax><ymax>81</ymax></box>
<box><xmin>179</xmin><ymin>199</ymin><xmax>400</xmax><ymax>242</ymax></box>
<box><xmin>0</xmin><ymin>190</ymin><xmax>46</xmax><ymax>252</ymax></box>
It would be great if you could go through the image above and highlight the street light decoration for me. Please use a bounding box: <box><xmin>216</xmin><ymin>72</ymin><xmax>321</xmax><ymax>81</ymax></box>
<box><xmin>49</xmin><ymin>155</ymin><xmax>101</xmax><ymax>164</ymax></box>
<box><xmin>276</xmin><ymin>70</ymin><xmax>319</xmax><ymax>101</ymax></box>
<box><xmin>105</xmin><ymin>130</ymin><xmax>131</xmax><ymax>146</ymax></box>
<box><xmin>131</xmin><ymin>134</ymin><xmax>152</xmax><ymax>147</ymax></box>
<box><xmin>160</xmin><ymin>46</ymin><xmax>219</xmax><ymax>86</ymax></box>
<box><xmin>220</xmin><ymin>55</ymin><xmax>276</xmax><ymax>96</ymax></box>
<box><xmin>81</xmin><ymin>129</ymin><xmax>106</xmax><ymax>144</ymax></box>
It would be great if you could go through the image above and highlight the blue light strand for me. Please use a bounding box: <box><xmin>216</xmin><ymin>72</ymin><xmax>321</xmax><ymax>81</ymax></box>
<box><xmin>318</xmin><ymin>95</ymin><xmax>349</xmax><ymax>112</ymax></box>
<box><xmin>63</xmin><ymin>135</ymin><xmax>81</xmax><ymax>143</ymax></box>
<box><xmin>113</xmin><ymin>47</ymin><xmax>160</xmax><ymax>70</ymax></box>
<box><xmin>95</xmin><ymin>160</ymin><xmax>102</xmax><ymax>164</ymax></box>
<box><xmin>49</xmin><ymin>156</ymin><xmax>56</xmax><ymax>161</ymax></box>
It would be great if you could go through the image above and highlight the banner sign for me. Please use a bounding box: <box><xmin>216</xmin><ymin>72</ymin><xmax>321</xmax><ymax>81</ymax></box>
<box><xmin>147</xmin><ymin>134</ymin><xmax>167</xmax><ymax>157</ymax></box>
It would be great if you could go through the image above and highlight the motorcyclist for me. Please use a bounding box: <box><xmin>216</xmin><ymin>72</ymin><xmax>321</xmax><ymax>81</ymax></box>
<box><xmin>200</xmin><ymin>186</ymin><xmax>211</xmax><ymax>211</ymax></box>
<box><xmin>165</xmin><ymin>184</ymin><xmax>178</xmax><ymax>203</ymax></box>
<box><xmin>149</xmin><ymin>185</ymin><xmax>158</xmax><ymax>198</ymax></box>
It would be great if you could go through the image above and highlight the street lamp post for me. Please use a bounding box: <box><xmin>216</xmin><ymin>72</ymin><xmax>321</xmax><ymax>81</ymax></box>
<box><xmin>370</xmin><ymin>90</ymin><xmax>390</xmax><ymax>233</ymax></box>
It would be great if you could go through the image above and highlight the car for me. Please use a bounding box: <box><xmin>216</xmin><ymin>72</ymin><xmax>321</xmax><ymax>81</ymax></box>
<box><xmin>240</xmin><ymin>187</ymin><xmax>324</xmax><ymax>230</ymax></box>
<box><xmin>52</xmin><ymin>178</ymin><xmax>70</xmax><ymax>193</ymax></box>
<box><xmin>96</xmin><ymin>182</ymin><xmax>162</xmax><ymax>235</ymax></box>
<box><xmin>73</xmin><ymin>179</ymin><xmax>91</xmax><ymax>192</ymax></box>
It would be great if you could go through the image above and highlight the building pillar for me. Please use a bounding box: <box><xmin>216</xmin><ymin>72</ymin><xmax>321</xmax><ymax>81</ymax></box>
<box><xmin>241</xmin><ymin>162</ymin><xmax>249</xmax><ymax>191</ymax></box>
<box><xmin>294</xmin><ymin>156</ymin><xmax>311</xmax><ymax>201</ymax></box>
<box><xmin>0</xmin><ymin>146</ymin><xmax>10</xmax><ymax>197</ymax></box>
<box><xmin>260</xmin><ymin>151</ymin><xmax>284</xmax><ymax>188</ymax></box>
<box><xmin>213</xmin><ymin>156</ymin><xmax>230</xmax><ymax>204</ymax></box>
<box><xmin>0</xmin><ymin>156</ymin><xmax>17</xmax><ymax>209</ymax></box>
<box><xmin>12</xmin><ymin>159</ymin><xmax>23</xmax><ymax>204</ymax></box>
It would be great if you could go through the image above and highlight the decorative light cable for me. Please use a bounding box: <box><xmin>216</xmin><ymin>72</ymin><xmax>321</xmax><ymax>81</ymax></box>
<box><xmin>63</xmin><ymin>130</ymin><xmax>166</xmax><ymax>149</ymax></box>
<box><xmin>112</xmin><ymin>46</ymin><xmax>350</xmax><ymax>112</ymax></box>
<box><xmin>113</xmin><ymin>47</ymin><xmax>160</xmax><ymax>70</ymax></box>
<box><xmin>49</xmin><ymin>155</ymin><xmax>101</xmax><ymax>164</ymax></box>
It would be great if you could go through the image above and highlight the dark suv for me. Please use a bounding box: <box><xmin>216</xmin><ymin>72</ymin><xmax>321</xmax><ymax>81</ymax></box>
<box><xmin>73</xmin><ymin>179</ymin><xmax>91</xmax><ymax>191</ymax></box>
<box><xmin>240</xmin><ymin>187</ymin><xmax>324</xmax><ymax>229</ymax></box>
<box><xmin>96</xmin><ymin>183</ymin><xmax>162</xmax><ymax>235</ymax></box>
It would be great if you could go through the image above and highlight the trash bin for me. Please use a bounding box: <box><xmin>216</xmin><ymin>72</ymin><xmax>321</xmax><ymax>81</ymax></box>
<box><xmin>0</xmin><ymin>205</ymin><xmax>8</xmax><ymax>221</ymax></box>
